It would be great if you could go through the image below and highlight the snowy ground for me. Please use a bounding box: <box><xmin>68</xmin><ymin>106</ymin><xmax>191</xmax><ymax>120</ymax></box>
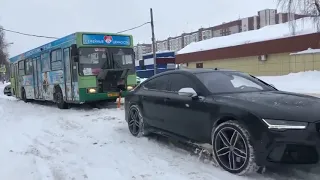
<box><xmin>1</xmin><ymin>71</ymin><xmax>320</xmax><ymax>180</ymax></box>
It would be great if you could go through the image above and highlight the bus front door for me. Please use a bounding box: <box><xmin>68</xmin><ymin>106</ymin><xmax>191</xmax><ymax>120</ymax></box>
<box><xmin>36</xmin><ymin>57</ymin><xmax>43</xmax><ymax>99</ymax></box>
<box><xmin>63</xmin><ymin>48</ymin><xmax>72</xmax><ymax>101</ymax></box>
<box><xmin>14</xmin><ymin>63</ymin><xmax>19</xmax><ymax>98</ymax></box>
<box><xmin>32</xmin><ymin>58</ymin><xmax>38</xmax><ymax>99</ymax></box>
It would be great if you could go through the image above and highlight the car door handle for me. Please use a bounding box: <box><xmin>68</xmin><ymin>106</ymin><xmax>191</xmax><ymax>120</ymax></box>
<box><xmin>164</xmin><ymin>97</ymin><xmax>170</xmax><ymax>102</ymax></box>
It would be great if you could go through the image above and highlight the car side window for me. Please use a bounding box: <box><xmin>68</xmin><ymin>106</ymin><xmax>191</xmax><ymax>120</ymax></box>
<box><xmin>168</xmin><ymin>74</ymin><xmax>197</xmax><ymax>92</ymax></box>
<box><xmin>144</xmin><ymin>75</ymin><xmax>169</xmax><ymax>91</ymax></box>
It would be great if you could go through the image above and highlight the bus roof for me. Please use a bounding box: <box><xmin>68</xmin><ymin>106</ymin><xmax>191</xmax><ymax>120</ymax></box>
<box><xmin>9</xmin><ymin>32</ymin><xmax>133</xmax><ymax>63</ymax></box>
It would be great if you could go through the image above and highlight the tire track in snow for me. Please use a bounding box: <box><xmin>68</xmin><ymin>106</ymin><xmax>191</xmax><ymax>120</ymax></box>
<box><xmin>1</xmin><ymin>92</ymin><xmax>320</xmax><ymax>180</ymax></box>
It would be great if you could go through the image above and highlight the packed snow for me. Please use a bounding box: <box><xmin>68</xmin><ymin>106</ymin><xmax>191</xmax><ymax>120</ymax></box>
<box><xmin>290</xmin><ymin>48</ymin><xmax>320</xmax><ymax>55</ymax></box>
<box><xmin>259</xmin><ymin>71</ymin><xmax>320</xmax><ymax>94</ymax></box>
<box><xmin>177</xmin><ymin>17</ymin><xmax>318</xmax><ymax>55</ymax></box>
<box><xmin>1</xmin><ymin>71</ymin><xmax>320</xmax><ymax>180</ymax></box>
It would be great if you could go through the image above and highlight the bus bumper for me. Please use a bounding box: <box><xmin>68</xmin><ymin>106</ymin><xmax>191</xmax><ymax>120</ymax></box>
<box><xmin>78</xmin><ymin>88</ymin><xmax>131</xmax><ymax>102</ymax></box>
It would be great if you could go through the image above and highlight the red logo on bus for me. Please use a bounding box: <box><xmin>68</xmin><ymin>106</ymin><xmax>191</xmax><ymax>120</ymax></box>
<box><xmin>104</xmin><ymin>36</ymin><xmax>113</xmax><ymax>43</ymax></box>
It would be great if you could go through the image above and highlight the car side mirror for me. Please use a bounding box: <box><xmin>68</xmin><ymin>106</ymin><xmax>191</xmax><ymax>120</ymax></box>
<box><xmin>178</xmin><ymin>87</ymin><xmax>198</xmax><ymax>98</ymax></box>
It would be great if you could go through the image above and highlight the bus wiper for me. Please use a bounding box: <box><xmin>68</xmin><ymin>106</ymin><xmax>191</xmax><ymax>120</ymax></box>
<box><xmin>101</xmin><ymin>58</ymin><xmax>110</xmax><ymax>69</ymax></box>
<box><xmin>113</xmin><ymin>59</ymin><xmax>121</xmax><ymax>69</ymax></box>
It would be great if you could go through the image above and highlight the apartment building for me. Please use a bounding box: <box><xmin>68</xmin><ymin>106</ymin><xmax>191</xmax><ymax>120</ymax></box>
<box><xmin>134</xmin><ymin>9</ymin><xmax>308</xmax><ymax>59</ymax></box>
<box><xmin>133</xmin><ymin>43</ymin><xmax>152</xmax><ymax>60</ymax></box>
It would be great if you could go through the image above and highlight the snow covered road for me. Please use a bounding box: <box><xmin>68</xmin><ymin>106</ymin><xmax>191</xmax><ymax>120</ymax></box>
<box><xmin>0</xmin><ymin>85</ymin><xmax>245</xmax><ymax>180</ymax></box>
<box><xmin>1</xmin><ymin>74</ymin><xmax>320</xmax><ymax>180</ymax></box>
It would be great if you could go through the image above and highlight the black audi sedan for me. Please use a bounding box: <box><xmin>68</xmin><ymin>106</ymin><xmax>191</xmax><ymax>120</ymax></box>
<box><xmin>124</xmin><ymin>68</ymin><xmax>320</xmax><ymax>175</ymax></box>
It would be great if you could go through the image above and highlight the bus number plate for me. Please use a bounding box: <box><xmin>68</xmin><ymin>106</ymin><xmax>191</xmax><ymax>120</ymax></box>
<box><xmin>108</xmin><ymin>92</ymin><xmax>119</xmax><ymax>97</ymax></box>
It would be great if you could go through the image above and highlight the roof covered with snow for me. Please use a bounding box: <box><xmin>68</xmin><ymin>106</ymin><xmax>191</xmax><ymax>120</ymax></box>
<box><xmin>290</xmin><ymin>48</ymin><xmax>320</xmax><ymax>55</ymax></box>
<box><xmin>177</xmin><ymin>17</ymin><xmax>318</xmax><ymax>55</ymax></box>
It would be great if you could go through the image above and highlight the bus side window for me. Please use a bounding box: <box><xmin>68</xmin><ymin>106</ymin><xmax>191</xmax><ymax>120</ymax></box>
<box><xmin>41</xmin><ymin>53</ymin><xmax>51</xmax><ymax>72</ymax></box>
<box><xmin>51</xmin><ymin>49</ymin><xmax>62</xmax><ymax>71</ymax></box>
<box><xmin>10</xmin><ymin>64</ymin><xmax>13</xmax><ymax>78</ymax></box>
<box><xmin>25</xmin><ymin>59</ymin><xmax>33</xmax><ymax>75</ymax></box>
<box><xmin>18</xmin><ymin>60</ymin><xmax>25</xmax><ymax>75</ymax></box>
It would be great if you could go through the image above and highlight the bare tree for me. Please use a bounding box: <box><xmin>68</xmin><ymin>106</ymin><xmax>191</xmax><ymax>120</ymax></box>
<box><xmin>277</xmin><ymin>0</ymin><xmax>320</xmax><ymax>34</ymax></box>
<box><xmin>0</xmin><ymin>26</ymin><xmax>9</xmax><ymax>80</ymax></box>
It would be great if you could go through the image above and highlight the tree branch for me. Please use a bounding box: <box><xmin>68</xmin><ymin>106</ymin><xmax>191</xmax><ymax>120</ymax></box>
<box><xmin>315</xmin><ymin>0</ymin><xmax>320</xmax><ymax>15</ymax></box>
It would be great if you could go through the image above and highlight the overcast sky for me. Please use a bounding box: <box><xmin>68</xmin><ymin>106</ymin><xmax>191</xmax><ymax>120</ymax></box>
<box><xmin>1</xmin><ymin>0</ymin><xmax>277</xmax><ymax>57</ymax></box>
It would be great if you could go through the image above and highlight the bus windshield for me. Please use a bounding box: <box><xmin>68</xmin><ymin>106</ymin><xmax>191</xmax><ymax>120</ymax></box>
<box><xmin>78</xmin><ymin>47</ymin><xmax>134</xmax><ymax>76</ymax></box>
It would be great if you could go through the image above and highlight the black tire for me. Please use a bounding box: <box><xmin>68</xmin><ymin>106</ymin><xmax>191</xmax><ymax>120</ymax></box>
<box><xmin>212</xmin><ymin>120</ymin><xmax>258</xmax><ymax>175</ymax></box>
<box><xmin>54</xmin><ymin>87</ymin><xmax>68</xmax><ymax>109</ymax></box>
<box><xmin>107</xmin><ymin>98</ymin><xmax>117</xmax><ymax>103</ymax></box>
<box><xmin>127</xmin><ymin>104</ymin><xmax>149</xmax><ymax>137</ymax></box>
<box><xmin>21</xmin><ymin>88</ymin><xmax>29</xmax><ymax>103</ymax></box>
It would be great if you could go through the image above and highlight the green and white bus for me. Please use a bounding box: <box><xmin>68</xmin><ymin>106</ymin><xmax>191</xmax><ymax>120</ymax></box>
<box><xmin>9</xmin><ymin>32</ymin><xmax>137</xmax><ymax>109</ymax></box>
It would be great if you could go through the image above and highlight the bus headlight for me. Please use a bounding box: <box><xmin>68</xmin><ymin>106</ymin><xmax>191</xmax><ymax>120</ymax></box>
<box><xmin>87</xmin><ymin>88</ymin><xmax>97</xmax><ymax>93</ymax></box>
<box><xmin>127</xmin><ymin>86</ymin><xmax>133</xmax><ymax>90</ymax></box>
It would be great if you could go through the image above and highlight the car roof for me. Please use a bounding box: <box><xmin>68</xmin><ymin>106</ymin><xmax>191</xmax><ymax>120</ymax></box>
<box><xmin>154</xmin><ymin>68</ymin><xmax>238</xmax><ymax>76</ymax></box>
<box><xmin>144</xmin><ymin>68</ymin><xmax>239</xmax><ymax>83</ymax></box>
<box><xmin>179</xmin><ymin>68</ymin><xmax>238</xmax><ymax>74</ymax></box>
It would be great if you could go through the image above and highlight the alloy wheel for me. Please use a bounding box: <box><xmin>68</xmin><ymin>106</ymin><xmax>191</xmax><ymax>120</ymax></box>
<box><xmin>128</xmin><ymin>107</ymin><xmax>141</xmax><ymax>136</ymax></box>
<box><xmin>214</xmin><ymin>127</ymin><xmax>248</xmax><ymax>171</ymax></box>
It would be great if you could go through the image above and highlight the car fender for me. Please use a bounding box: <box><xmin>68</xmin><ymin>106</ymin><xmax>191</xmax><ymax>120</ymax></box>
<box><xmin>210</xmin><ymin>105</ymin><xmax>263</xmax><ymax>143</ymax></box>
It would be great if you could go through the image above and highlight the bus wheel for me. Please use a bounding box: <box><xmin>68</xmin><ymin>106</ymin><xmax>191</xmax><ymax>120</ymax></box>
<box><xmin>21</xmin><ymin>88</ymin><xmax>30</xmax><ymax>103</ymax></box>
<box><xmin>107</xmin><ymin>99</ymin><xmax>117</xmax><ymax>103</ymax></box>
<box><xmin>54</xmin><ymin>87</ymin><xmax>69</xmax><ymax>109</ymax></box>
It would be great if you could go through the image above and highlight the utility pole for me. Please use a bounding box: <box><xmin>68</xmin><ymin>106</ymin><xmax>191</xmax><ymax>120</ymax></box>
<box><xmin>150</xmin><ymin>8</ymin><xmax>157</xmax><ymax>75</ymax></box>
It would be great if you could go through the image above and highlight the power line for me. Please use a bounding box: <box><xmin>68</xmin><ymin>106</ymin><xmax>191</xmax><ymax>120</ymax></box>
<box><xmin>0</xmin><ymin>27</ymin><xmax>59</xmax><ymax>39</ymax></box>
<box><xmin>0</xmin><ymin>21</ymin><xmax>150</xmax><ymax>40</ymax></box>
<box><xmin>116</xmin><ymin>22</ymin><xmax>150</xmax><ymax>34</ymax></box>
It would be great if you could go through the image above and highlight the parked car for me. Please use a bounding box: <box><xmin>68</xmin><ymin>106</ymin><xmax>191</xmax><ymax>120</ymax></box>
<box><xmin>124</xmin><ymin>68</ymin><xmax>320</xmax><ymax>175</ymax></box>
<box><xmin>3</xmin><ymin>84</ymin><xmax>11</xmax><ymax>96</ymax></box>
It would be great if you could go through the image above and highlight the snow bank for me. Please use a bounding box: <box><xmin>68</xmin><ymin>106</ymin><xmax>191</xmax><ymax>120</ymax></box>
<box><xmin>177</xmin><ymin>17</ymin><xmax>318</xmax><ymax>55</ymax></box>
<box><xmin>259</xmin><ymin>71</ymin><xmax>320</xmax><ymax>93</ymax></box>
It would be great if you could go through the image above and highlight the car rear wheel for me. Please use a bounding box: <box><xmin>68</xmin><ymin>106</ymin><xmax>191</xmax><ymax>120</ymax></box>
<box><xmin>128</xmin><ymin>105</ymin><xmax>149</xmax><ymax>137</ymax></box>
<box><xmin>212</xmin><ymin>120</ymin><xmax>258</xmax><ymax>175</ymax></box>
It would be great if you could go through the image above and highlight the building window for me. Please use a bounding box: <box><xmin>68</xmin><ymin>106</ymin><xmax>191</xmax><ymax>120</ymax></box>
<box><xmin>202</xmin><ymin>30</ymin><xmax>212</xmax><ymax>40</ymax></box>
<box><xmin>220</xmin><ymin>28</ymin><xmax>231</xmax><ymax>36</ymax></box>
<box><xmin>196</xmin><ymin>63</ymin><xmax>203</xmax><ymax>68</ymax></box>
<box><xmin>177</xmin><ymin>37</ymin><xmax>182</xmax><ymax>50</ymax></box>
<box><xmin>184</xmin><ymin>35</ymin><xmax>190</xmax><ymax>46</ymax></box>
<box><xmin>191</xmin><ymin>33</ymin><xmax>198</xmax><ymax>42</ymax></box>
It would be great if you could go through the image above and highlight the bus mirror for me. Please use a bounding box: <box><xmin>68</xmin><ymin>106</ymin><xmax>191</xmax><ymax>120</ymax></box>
<box><xmin>71</xmin><ymin>44</ymin><xmax>78</xmax><ymax>57</ymax></box>
<box><xmin>73</xmin><ymin>56</ymin><xmax>79</xmax><ymax>62</ymax></box>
